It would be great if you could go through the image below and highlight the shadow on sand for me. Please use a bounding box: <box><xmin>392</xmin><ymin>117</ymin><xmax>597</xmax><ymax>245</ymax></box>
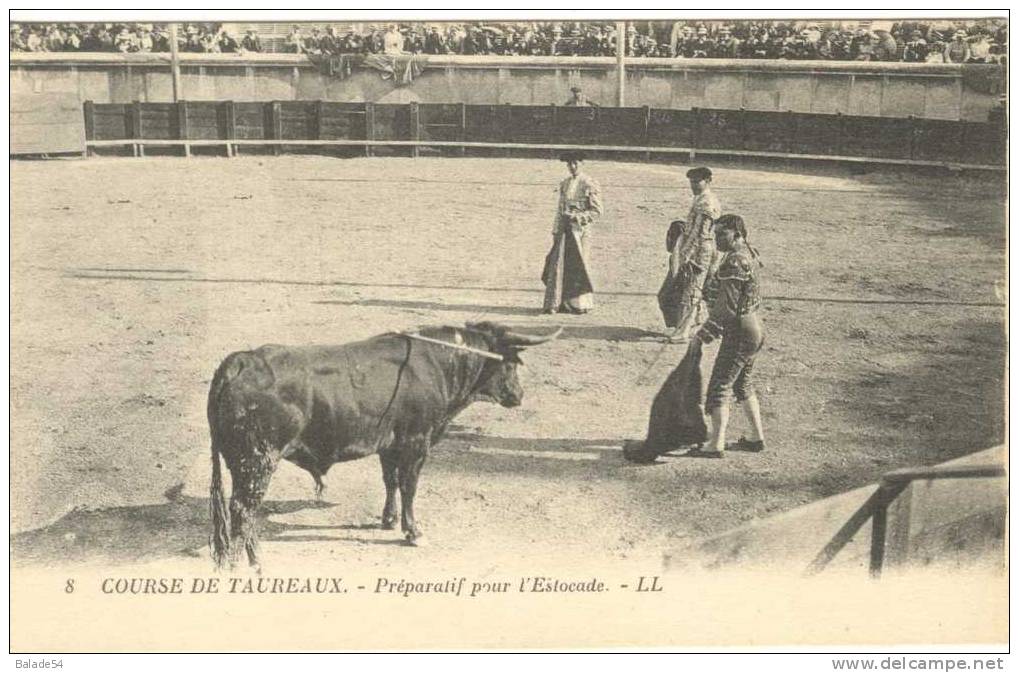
<box><xmin>8</xmin><ymin>496</ymin><xmax>404</xmax><ymax>567</ymax></box>
<box><xmin>315</xmin><ymin>297</ymin><xmax>542</xmax><ymax>317</ymax></box>
<box><xmin>316</xmin><ymin>299</ymin><xmax>665</xmax><ymax>342</ymax></box>
<box><xmin>10</xmin><ymin>430</ymin><xmax>633</xmax><ymax>568</ymax></box>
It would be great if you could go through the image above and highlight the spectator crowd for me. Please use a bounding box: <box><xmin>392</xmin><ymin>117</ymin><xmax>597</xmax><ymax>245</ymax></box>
<box><xmin>9</xmin><ymin>23</ymin><xmax>261</xmax><ymax>54</ymax></box>
<box><xmin>11</xmin><ymin>19</ymin><xmax>1007</xmax><ymax>63</ymax></box>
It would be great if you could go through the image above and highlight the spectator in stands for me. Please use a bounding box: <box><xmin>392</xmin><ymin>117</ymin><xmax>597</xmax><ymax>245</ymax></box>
<box><xmin>891</xmin><ymin>28</ymin><xmax>906</xmax><ymax>58</ymax></box>
<box><xmin>925</xmin><ymin>40</ymin><xmax>947</xmax><ymax>62</ymax></box>
<box><xmin>505</xmin><ymin>29</ymin><xmax>525</xmax><ymax>55</ymax></box>
<box><xmin>781</xmin><ymin>31</ymin><xmax>813</xmax><ymax>59</ymax></box>
<box><xmin>9</xmin><ymin>19</ymin><xmax>1009</xmax><ymax>63</ymax></box>
<box><xmin>135</xmin><ymin>26</ymin><xmax>154</xmax><ymax>53</ymax></box>
<box><xmin>302</xmin><ymin>28</ymin><xmax>320</xmax><ymax>54</ymax></box>
<box><xmin>477</xmin><ymin>27</ymin><xmax>494</xmax><ymax>54</ymax></box>
<box><xmin>150</xmin><ymin>26</ymin><xmax>170</xmax><ymax>52</ymax></box>
<box><xmin>114</xmin><ymin>27</ymin><xmax>134</xmax><ymax>52</ymax></box>
<box><xmin>850</xmin><ymin>28</ymin><xmax>876</xmax><ymax>60</ymax></box>
<box><xmin>83</xmin><ymin>25</ymin><xmax>105</xmax><ymax>52</ymax></box>
<box><xmin>185</xmin><ymin>26</ymin><xmax>203</xmax><ymax>52</ymax></box>
<box><xmin>903</xmin><ymin>31</ymin><xmax>929</xmax><ymax>62</ymax></box>
<box><xmin>422</xmin><ymin>25</ymin><xmax>443</xmax><ymax>54</ymax></box>
<box><xmin>404</xmin><ymin>27</ymin><xmax>425</xmax><ymax>54</ymax></box>
<box><xmin>200</xmin><ymin>30</ymin><xmax>220</xmax><ymax>53</ymax></box>
<box><xmin>528</xmin><ymin>27</ymin><xmax>552</xmax><ymax>55</ymax></box>
<box><xmin>968</xmin><ymin>30</ymin><xmax>993</xmax><ymax>62</ymax></box>
<box><xmin>339</xmin><ymin>27</ymin><xmax>358</xmax><ymax>54</ymax></box>
<box><xmin>668</xmin><ymin>22</ymin><xmax>686</xmax><ymax>56</ymax></box>
<box><xmin>688</xmin><ymin>26</ymin><xmax>711</xmax><ymax>58</ymax></box>
<box><xmin>871</xmin><ymin>29</ymin><xmax>899</xmax><ymax>61</ymax></box>
<box><xmin>459</xmin><ymin>27</ymin><xmax>479</xmax><ymax>55</ymax></box>
<box><xmin>286</xmin><ymin>25</ymin><xmax>304</xmax><ymax>54</ymax></box>
<box><xmin>342</xmin><ymin>30</ymin><xmax>364</xmax><ymax>54</ymax></box>
<box><xmin>317</xmin><ymin>27</ymin><xmax>337</xmax><ymax>55</ymax></box>
<box><xmin>944</xmin><ymin>30</ymin><xmax>972</xmax><ymax>63</ymax></box>
<box><xmin>582</xmin><ymin>26</ymin><xmax>602</xmax><ymax>55</ymax></box>
<box><xmin>77</xmin><ymin>26</ymin><xmax>95</xmax><ymax>51</ymax></box>
<box><xmin>988</xmin><ymin>40</ymin><xmax>1007</xmax><ymax>65</ymax></box>
<box><xmin>367</xmin><ymin>26</ymin><xmax>385</xmax><ymax>53</ymax></box>
<box><xmin>564</xmin><ymin>85</ymin><xmax>597</xmax><ymax>107</ymax></box>
<box><xmin>813</xmin><ymin>31</ymin><xmax>836</xmax><ymax>59</ymax></box>
<box><xmin>832</xmin><ymin>30</ymin><xmax>855</xmax><ymax>60</ymax></box>
<box><xmin>25</xmin><ymin>27</ymin><xmax>44</xmax><ymax>52</ymax></box>
<box><xmin>742</xmin><ymin>32</ymin><xmax>769</xmax><ymax>58</ymax></box>
<box><xmin>444</xmin><ymin>24</ymin><xmax>463</xmax><ymax>54</ymax></box>
<box><xmin>490</xmin><ymin>27</ymin><xmax>509</xmax><ymax>55</ymax></box>
<box><xmin>10</xmin><ymin>25</ymin><xmax>26</xmax><ymax>51</ymax></box>
<box><xmin>219</xmin><ymin>31</ymin><xmax>239</xmax><ymax>53</ymax></box>
<box><xmin>63</xmin><ymin>25</ymin><xmax>82</xmax><ymax>51</ymax></box>
<box><xmin>383</xmin><ymin>24</ymin><xmax>403</xmax><ymax>55</ymax></box>
<box><xmin>763</xmin><ymin>33</ymin><xmax>784</xmax><ymax>59</ymax></box>
<box><xmin>43</xmin><ymin>25</ymin><xmax>64</xmax><ymax>52</ymax></box>
<box><xmin>241</xmin><ymin>29</ymin><xmax>262</xmax><ymax>53</ymax></box>
<box><xmin>712</xmin><ymin>26</ymin><xmax>740</xmax><ymax>58</ymax></box>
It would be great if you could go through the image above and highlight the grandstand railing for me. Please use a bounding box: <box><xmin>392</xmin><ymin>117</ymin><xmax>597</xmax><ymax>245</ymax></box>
<box><xmin>78</xmin><ymin>99</ymin><xmax>1006</xmax><ymax>169</ymax></box>
<box><xmin>10</xmin><ymin>50</ymin><xmax>1003</xmax><ymax>75</ymax></box>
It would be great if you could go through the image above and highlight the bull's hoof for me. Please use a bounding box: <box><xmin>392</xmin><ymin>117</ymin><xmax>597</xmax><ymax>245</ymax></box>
<box><xmin>381</xmin><ymin>518</ymin><xmax>398</xmax><ymax>530</ymax></box>
<box><xmin>405</xmin><ymin>533</ymin><xmax>426</xmax><ymax>547</ymax></box>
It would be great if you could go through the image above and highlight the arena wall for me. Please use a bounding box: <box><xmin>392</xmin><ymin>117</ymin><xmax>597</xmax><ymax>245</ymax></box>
<box><xmin>9</xmin><ymin>52</ymin><xmax>1005</xmax><ymax>122</ymax></box>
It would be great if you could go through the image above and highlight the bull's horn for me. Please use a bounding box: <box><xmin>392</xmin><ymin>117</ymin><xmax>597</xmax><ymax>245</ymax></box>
<box><xmin>501</xmin><ymin>326</ymin><xmax>564</xmax><ymax>347</ymax></box>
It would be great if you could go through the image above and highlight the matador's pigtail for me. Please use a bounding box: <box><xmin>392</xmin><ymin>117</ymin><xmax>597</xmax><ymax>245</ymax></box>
<box><xmin>746</xmin><ymin>240</ymin><xmax>763</xmax><ymax>268</ymax></box>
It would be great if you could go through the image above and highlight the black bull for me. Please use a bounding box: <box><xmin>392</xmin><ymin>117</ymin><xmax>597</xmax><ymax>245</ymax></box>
<box><xmin>208</xmin><ymin>321</ymin><xmax>561</xmax><ymax>569</ymax></box>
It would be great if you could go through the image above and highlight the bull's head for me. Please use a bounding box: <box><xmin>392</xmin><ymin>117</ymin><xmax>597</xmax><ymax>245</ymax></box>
<box><xmin>466</xmin><ymin>321</ymin><xmax>563</xmax><ymax>408</ymax></box>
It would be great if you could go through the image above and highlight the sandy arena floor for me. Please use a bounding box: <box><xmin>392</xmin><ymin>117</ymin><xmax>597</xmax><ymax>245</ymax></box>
<box><xmin>9</xmin><ymin>155</ymin><xmax>1006</xmax><ymax>576</ymax></box>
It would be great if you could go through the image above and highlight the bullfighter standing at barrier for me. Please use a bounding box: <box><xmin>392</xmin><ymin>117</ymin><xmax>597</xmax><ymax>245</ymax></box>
<box><xmin>542</xmin><ymin>151</ymin><xmax>603</xmax><ymax>314</ymax></box>
<box><xmin>658</xmin><ymin>166</ymin><xmax>721</xmax><ymax>341</ymax></box>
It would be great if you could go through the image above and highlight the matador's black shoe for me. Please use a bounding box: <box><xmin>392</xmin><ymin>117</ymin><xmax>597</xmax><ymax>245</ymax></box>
<box><xmin>728</xmin><ymin>437</ymin><xmax>766</xmax><ymax>452</ymax></box>
<box><xmin>684</xmin><ymin>446</ymin><xmax>724</xmax><ymax>459</ymax></box>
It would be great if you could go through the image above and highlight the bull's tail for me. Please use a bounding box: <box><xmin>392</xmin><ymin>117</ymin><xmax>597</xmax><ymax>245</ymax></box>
<box><xmin>210</xmin><ymin>439</ymin><xmax>230</xmax><ymax>568</ymax></box>
<box><xmin>207</xmin><ymin>352</ymin><xmax>250</xmax><ymax>569</ymax></box>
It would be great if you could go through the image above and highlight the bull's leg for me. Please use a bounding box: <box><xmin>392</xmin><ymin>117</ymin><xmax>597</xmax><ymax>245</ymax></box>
<box><xmin>398</xmin><ymin>444</ymin><xmax>429</xmax><ymax>546</ymax></box>
<box><xmin>379</xmin><ymin>450</ymin><xmax>399</xmax><ymax>530</ymax></box>
<box><xmin>227</xmin><ymin>445</ymin><xmax>281</xmax><ymax>572</ymax></box>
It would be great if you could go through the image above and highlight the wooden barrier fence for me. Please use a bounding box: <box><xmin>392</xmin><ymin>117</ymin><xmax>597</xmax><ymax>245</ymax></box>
<box><xmin>81</xmin><ymin>100</ymin><xmax>1007</xmax><ymax>169</ymax></box>
<box><xmin>804</xmin><ymin>462</ymin><xmax>1006</xmax><ymax>579</ymax></box>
